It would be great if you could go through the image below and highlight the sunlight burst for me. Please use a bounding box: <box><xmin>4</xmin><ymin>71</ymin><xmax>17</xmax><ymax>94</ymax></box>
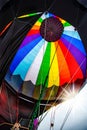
<box><xmin>61</xmin><ymin>83</ymin><xmax>79</xmax><ymax>102</ymax></box>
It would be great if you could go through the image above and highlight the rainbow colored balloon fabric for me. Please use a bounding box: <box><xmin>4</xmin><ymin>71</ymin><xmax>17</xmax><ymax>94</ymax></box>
<box><xmin>6</xmin><ymin>12</ymin><xmax>86</xmax><ymax>89</ymax></box>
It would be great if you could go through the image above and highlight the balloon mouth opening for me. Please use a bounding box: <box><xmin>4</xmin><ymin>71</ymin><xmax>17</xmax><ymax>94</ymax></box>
<box><xmin>40</xmin><ymin>17</ymin><xmax>64</xmax><ymax>42</ymax></box>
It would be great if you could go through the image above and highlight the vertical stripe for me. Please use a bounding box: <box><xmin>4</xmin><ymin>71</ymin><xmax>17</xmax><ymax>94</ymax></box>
<box><xmin>55</xmin><ymin>40</ymin><xmax>71</xmax><ymax>85</ymax></box>
<box><xmin>24</xmin><ymin>40</ymin><xmax>47</xmax><ymax>83</ymax></box>
<box><xmin>36</xmin><ymin>42</ymin><xmax>51</xmax><ymax>87</ymax></box>
<box><xmin>48</xmin><ymin>42</ymin><xmax>59</xmax><ymax>87</ymax></box>
<box><xmin>59</xmin><ymin>40</ymin><xmax>83</xmax><ymax>82</ymax></box>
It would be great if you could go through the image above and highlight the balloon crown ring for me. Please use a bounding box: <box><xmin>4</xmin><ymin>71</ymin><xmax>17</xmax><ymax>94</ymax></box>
<box><xmin>40</xmin><ymin>16</ymin><xmax>64</xmax><ymax>42</ymax></box>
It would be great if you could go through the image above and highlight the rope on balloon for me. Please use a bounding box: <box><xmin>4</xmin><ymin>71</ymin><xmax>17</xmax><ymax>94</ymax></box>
<box><xmin>38</xmin><ymin>40</ymin><xmax>61</xmax><ymax>124</ymax></box>
<box><xmin>28</xmin><ymin>8</ymin><xmax>85</xmax><ymax>129</ymax></box>
<box><xmin>37</xmin><ymin>17</ymin><xmax>86</xmax><ymax>129</ymax></box>
<box><xmin>39</xmin><ymin>3</ymin><xmax>83</xmax><ymax>118</ymax></box>
<box><xmin>29</xmin><ymin>11</ymin><xmax>60</xmax><ymax>130</ymax></box>
<box><xmin>29</xmin><ymin>85</ymin><xmax>47</xmax><ymax>130</ymax></box>
<box><xmin>38</xmin><ymin>26</ymin><xmax>76</xmax><ymax>120</ymax></box>
<box><xmin>39</xmin><ymin>56</ymin><xmax>86</xmax><ymax>130</ymax></box>
<box><xmin>29</xmin><ymin>25</ymin><xmax>63</xmax><ymax>130</ymax></box>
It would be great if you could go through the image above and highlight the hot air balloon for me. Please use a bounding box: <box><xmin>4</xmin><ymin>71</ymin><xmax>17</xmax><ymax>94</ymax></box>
<box><xmin>3</xmin><ymin>11</ymin><xmax>87</xmax><ymax>129</ymax></box>
<box><xmin>0</xmin><ymin>0</ymin><xmax>87</xmax><ymax>130</ymax></box>
<box><xmin>5</xmin><ymin>11</ymin><xmax>86</xmax><ymax>96</ymax></box>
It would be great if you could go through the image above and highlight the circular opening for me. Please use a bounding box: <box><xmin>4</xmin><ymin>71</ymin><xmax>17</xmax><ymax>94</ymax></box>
<box><xmin>40</xmin><ymin>17</ymin><xmax>64</xmax><ymax>42</ymax></box>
